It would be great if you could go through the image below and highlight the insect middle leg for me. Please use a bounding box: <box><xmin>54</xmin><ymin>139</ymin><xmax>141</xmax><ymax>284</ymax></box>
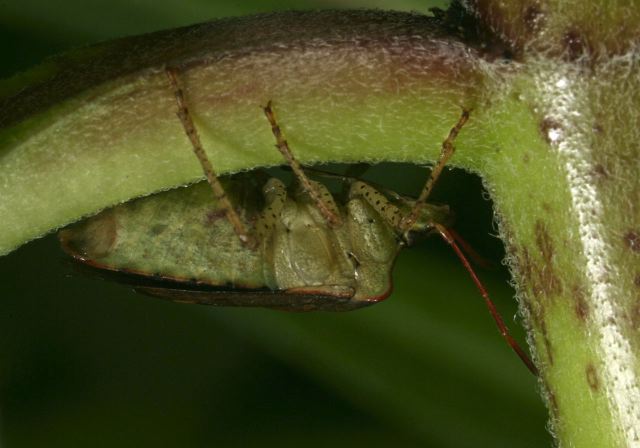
<box><xmin>262</xmin><ymin>101</ymin><xmax>342</xmax><ymax>227</ymax></box>
<box><xmin>165</xmin><ymin>67</ymin><xmax>255</xmax><ymax>248</ymax></box>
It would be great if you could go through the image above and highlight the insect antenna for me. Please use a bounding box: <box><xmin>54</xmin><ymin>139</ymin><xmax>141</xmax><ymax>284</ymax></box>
<box><xmin>446</xmin><ymin>228</ymin><xmax>497</xmax><ymax>270</ymax></box>
<box><xmin>433</xmin><ymin>222</ymin><xmax>539</xmax><ymax>376</ymax></box>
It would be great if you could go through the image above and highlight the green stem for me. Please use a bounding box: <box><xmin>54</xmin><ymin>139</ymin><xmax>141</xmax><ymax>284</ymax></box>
<box><xmin>466</xmin><ymin>1</ymin><xmax>640</xmax><ymax>445</ymax></box>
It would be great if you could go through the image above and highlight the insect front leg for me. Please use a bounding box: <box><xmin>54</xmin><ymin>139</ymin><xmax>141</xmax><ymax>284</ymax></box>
<box><xmin>400</xmin><ymin>109</ymin><xmax>470</xmax><ymax>235</ymax></box>
<box><xmin>165</xmin><ymin>67</ymin><xmax>256</xmax><ymax>248</ymax></box>
<box><xmin>262</xmin><ymin>101</ymin><xmax>342</xmax><ymax>227</ymax></box>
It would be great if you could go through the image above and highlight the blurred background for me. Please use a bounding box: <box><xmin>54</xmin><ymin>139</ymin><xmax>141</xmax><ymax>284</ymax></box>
<box><xmin>0</xmin><ymin>1</ymin><xmax>550</xmax><ymax>447</ymax></box>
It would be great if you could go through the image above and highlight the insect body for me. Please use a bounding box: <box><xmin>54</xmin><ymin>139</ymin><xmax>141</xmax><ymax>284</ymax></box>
<box><xmin>60</xmin><ymin>67</ymin><xmax>537</xmax><ymax>374</ymax></box>
<box><xmin>59</xmin><ymin>169</ymin><xmax>452</xmax><ymax>311</ymax></box>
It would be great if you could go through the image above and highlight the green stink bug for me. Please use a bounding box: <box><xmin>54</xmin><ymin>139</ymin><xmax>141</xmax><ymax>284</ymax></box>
<box><xmin>59</xmin><ymin>67</ymin><xmax>537</xmax><ymax>375</ymax></box>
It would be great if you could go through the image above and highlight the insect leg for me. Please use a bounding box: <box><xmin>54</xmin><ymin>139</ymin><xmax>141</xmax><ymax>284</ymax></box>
<box><xmin>262</xmin><ymin>101</ymin><xmax>342</xmax><ymax>227</ymax></box>
<box><xmin>400</xmin><ymin>109</ymin><xmax>470</xmax><ymax>234</ymax></box>
<box><xmin>165</xmin><ymin>67</ymin><xmax>255</xmax><ymax>248</ymax></box>
<box><xmin>256</xmin><ymin>177</ymin><xmax>287</xmax><ymax>241</ymax></box>
<box><xmin>348</xmin><ymin>181</ymin><xmax>403</xmax><ymax>230</ymax></box>
<box><xmin>433</xmin><ymin>222</ymin><xmax>539</xmax><ymax>376</ymax></box>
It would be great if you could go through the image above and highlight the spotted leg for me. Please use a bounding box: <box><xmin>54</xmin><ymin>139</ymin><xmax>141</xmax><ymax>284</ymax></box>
<box><xmin>166</xmin><ymin>67</ymin><xmax>255</xmax><ymax>248</ymax></box>
<box><xmin>400</xmin><ymin>109</ymin><xmax>470</xmax><ymax>235</ymax></box>
<box><xmin>348</xmin><ymin>180</ymin><xmax>404</xmax><ymax>230</ymax></box>
<box><xmin>255</xmin><ymin>178</ymin><xmax>287</xmax><ymax>241</ymax></box>
<box><xmin>262</xmin><ymin>101</ymin><xmax>342</xmax><ymax>227</ymax></box>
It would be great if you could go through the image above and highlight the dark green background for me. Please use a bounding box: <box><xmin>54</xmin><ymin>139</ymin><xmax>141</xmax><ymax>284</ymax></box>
<box><xmin>0</xmin><ymin>1</ymin><xmax>549</xmax><ymax>447</ymax></box>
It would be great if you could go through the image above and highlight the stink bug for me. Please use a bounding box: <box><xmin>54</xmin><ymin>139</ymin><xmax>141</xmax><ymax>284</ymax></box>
<box><xmin>59</xmin><ymin>67</ymin><xmax>537</xmax><ymax>375</ymax></box>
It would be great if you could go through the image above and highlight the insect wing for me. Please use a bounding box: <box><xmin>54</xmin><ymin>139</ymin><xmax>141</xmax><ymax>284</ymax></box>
<box><xmin>59</xmin><ymin>179</ymin><xmax>267</xmax><ymax>289</ymax></box>
<box><xmin>135</xmin><ymin>284</ymin><xmax>360</xmax><ymax>312</ymax></box>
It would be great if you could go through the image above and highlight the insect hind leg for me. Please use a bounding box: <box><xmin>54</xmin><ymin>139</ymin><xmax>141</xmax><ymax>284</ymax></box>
<box><xmin>165</xmin><ymin>67</ymin><xmax>255</xmax><ymax>248</ymax></box>
<box><xmin>262</xmin><ymin>101</ymin><xmax>342</xmax><ymax>227</ymax></box>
